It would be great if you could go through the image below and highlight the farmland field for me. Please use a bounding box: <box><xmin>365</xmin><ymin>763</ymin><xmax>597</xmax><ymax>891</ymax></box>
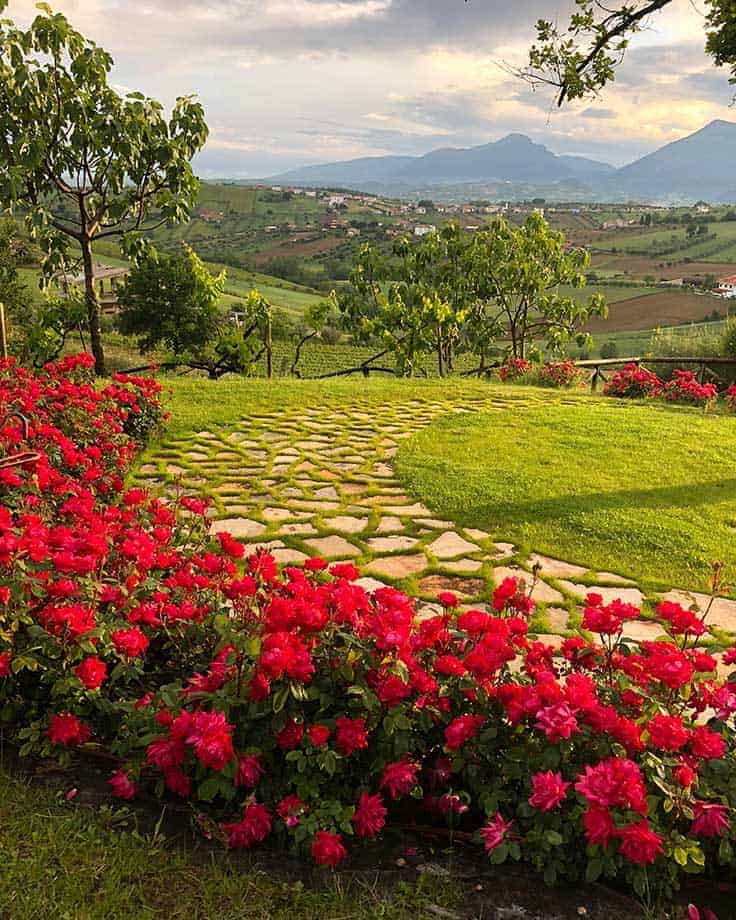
<box><xmin>584</xmin><ymin>290</ymin><xmax>723</xmax><ymax>333</ymax></box>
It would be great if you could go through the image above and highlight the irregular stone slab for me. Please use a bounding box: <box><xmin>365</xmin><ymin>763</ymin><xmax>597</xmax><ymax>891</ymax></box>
<box><xmin>621</xmin><ymin>620</ymin><xmax>668</xmax><ymax>643</ymax></box>
<box><xmin>557</xmin><ymin>580</ymin><xmax>646</xmax><ymax>608</ymax></box>
<box><xmin>546</xmin><ymin>607</ymin><xmax>570</xmax><ymax>632</ymax></box>
<box><xmin>184</xmin><ymin>451</ymin><xmax>209</xmax><ymax>461</ymax></box>
<box><xmin>376</xmin><ymin>516</ymin><xmax>405</xmax><ymax>534</ymax></box>
<box><xmin>372</xmin><ymin>463</ymin><xmax>394</xmax><ymax>477</ymax></box>
<box><xmin>355</xmin><ymin>576</ymin><xmax>389</xmax><ymax>593</ymax></box>
<box><xmin>227</xmin><ymin>434</ymin><xmax>258</xmax><ymax>446</ymax></box>
<box><xmin>138</xmin><ymin>463</ymin><xmax>157</xmax><ymax>475</ymax></box>
<box><xmin>465</xmin><ymin>528</ymin><xmax>490</xmax><ymax>541</ymax></box>
<box><xmin>493</xmin><ymin>566</ymin><xmax>564</xmax><ymax>604</ymax></box>
<box><xmin>304</xmin><ymin>536</ymin><xmax>361</xmax><ymax>559</ymax></box>
<box><xmin>196</xmin><ymin>431</ymin><xmax>218</xmax><ymax>440</ymax></box>
<box><xmin>272</xmin><ymin>548</ymin><xmax>309</xmax><ymax>565</ymax></box>
<box><xmin>277</xmin><ymin>522</ymin><xmax>318</xmax><ymax>536</ymax></box>
<box><xmin>533</xmin><ymin>634</ymin><xmax>565</xmax><ymax>651</ymax></box>
<box><xmin>362</xmin><ymin>494</ymin><xmax>409</xmax><ymax>506</ymax></box>
<box><xmin>492</xmin><ymin>542</ymin><xmax>516</xmax><ymax>558</ymax></box>
<box><xmin>662</xmin><ymin>590</ymin><xmax>736</xmax><ymax>632</ymax></box>
<box><xmin>341</xmin><ymin>483</ymin><xmax>365</xmax><ymax>495</ymax></box>
<box><xmin>366</xmin><ymin>554</ymin><xmax>428</xmax><ymax>579</ymax></box>
<box><xmin>528</xmin><ymin>554</ymin><xmax>589</xmax><ymax>579</ymax></box>
<box><xmin>166</xmin><ymin>464</ymin><xmax>186</xmax><ymax>476</ymax></box>
<box><xmin>367</xmin><ymin>535</ymin><xmax>419</xmax><ymax>553</ymax></box>
<box><xmin>262</xmin><ymin>507</ymin><xmax>297</xmax><ymax>522</ymax></box>
<box><xmin>385</xmin><ymin>502</ymin><xmax>432</xmax><ymax>517</ymax></box>
<box><xmin>444</xmin><ymin>558</ymin><xmax>483</xmax><ymax>574</ymax></box>
<box><xmin>314</xmin><ymin>486</ymin><xmax>339</xmax><ymax>500</ymax></box>
<box><xmin>418</xmin><ymin>574</ymin><xmax>486</xmax><ymax>599</ymax></box>
<box><xmin>416</xmin><ymin>518</ymin><xmax>455</xmax><ymax>529</ymax></box>
<box><xmin>241</xmin><ymin>540</ymin><xmax>285</xmax><ymax>555</ymax></box>
<box><xmin>596</xmin><ymin>571</ymin><xmax>636</xmax><ymax>585</ymax></box>
<box><xmin>323</xmin><ymin>515</ymin><xmax>369</xmax><ymax>534</ymax></box>
<box><xmin>428</xmin><ymin>532</ymin><xmax>480</xmax><ymax>560</ymax></box>
<box><xmin>290</xmin><ymin>500</ymin><xmax>340</xmax><ymax>512</ymax></box>
<box><xmin>210</xmin><ymin>518</ymin><xmax>266</xmax><ymax>540</ymax></box>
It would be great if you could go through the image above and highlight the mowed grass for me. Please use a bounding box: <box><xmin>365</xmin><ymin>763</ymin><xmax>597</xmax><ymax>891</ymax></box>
<box><xmin>0</xmin><ymin>770</ymin><xmax>455</xmax><ymax>920</ymax></box>
<box><xmin>395</xmin><ymin>395</ymin><xmax>736</xmax><ymax>593</ymax></box>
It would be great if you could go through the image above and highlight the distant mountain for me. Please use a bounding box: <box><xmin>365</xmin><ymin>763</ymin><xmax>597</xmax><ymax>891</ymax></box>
<box><xmin>265</xmin><ymin>120</ymin><xmax>736</xmax><ymax>203</ymax></box>
<box><xmin>269</xmin><ymin>134</ymin><xmax>615</xmax><ymax>190</ymax></box>
<box><xmin>610</xmin><ymin>119</ymin><xmax>736</xmax><ymax>202</ymax></box>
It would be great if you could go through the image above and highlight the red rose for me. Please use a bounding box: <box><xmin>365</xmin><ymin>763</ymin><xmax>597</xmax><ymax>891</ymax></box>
<box><xmin>335</xmin><ymin>717</ymin><xmax>368</xmax><ymax>756</ymax></box>
<box><xmin>311</xmin><ymin>830</ymin><xmax>347</xmax><ymax>866</ymax></box>
<box><xmin>616</xmin><ymin>820</ymin><xmax>663</xmax><ymax>865</ymax></box>
<box><xmin>480</xmin><ymin>813</ymin><xmax>513</xmax><ymax>852</ymax></box>
<box><xmin>108</xmin><ymin>770</ymin><xmax>137</xmax><ymax>800</ymax></box>
<box><xmin>352</xmin><ymin>792</ymin><xmax>387</xmax><ymax>838</ymax></box>
<box><xmin>528</xmin><ymin>770</ymin><xmax>570</xmax><ymax>812</ymax></box>
<box><xmin>235</xmin><ymin>754</ymin><xmax>264</xmax><ymax>787</ymax></box>
<box><xmin>112</xmin><ymin>627</ymin><xmax>149</xmax><ymax>658</ymax></box>
<box><xmin>0</xmin><ymin>651</ymin><xmax>11</xmax><ymax>677</ymax></box>
<box><xmin>48</xmin><ymin>712</ymin><xmax>91</xmax><ymax>747</ymax></box>
<box><xmin>444</xmin><ymin>714</ymin><xmax>484</xmax><ymax>750</ymax></box>
<box><xmin>278</xmin><ymin>719</ymin><xmax>305</xmax><ymax>751</ymax></box>
<box><xmin>309</xmin><ymin>724</ymin><xmax>331</xmax><ymax>747</ymax></box>
<box><xmin>224</xmin><ymin>803</ymin><xmax>272</xmax><ymax>849</ymax></box>
<box><xmin>74</xmin><ymin>656</ymin><xmax>107</xmax><ymax>690</ymax></box>
<box><xmin>690</xmin><ymin>726</ymin><xmax>726</xmax><ymax>761</ymax></box>
<box><xmin>691</xmin><ymin>802</ymin><xmax>730</xmax><ymax>838</ymax></box>
<box><xmin>380</xmin><ymin>759</ymin><xmax>419</xmax><ymax>800</ymax></box>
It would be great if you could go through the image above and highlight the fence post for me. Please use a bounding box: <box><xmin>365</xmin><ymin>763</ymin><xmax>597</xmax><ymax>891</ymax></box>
<box><xmin>591</xmin><ymin>365</ymin><xmax>600</xmax><ymax>392</ymax></box>
<box><xmin>0</xmin><ymin>302</ymin><xmax>7</xmax><ymax>361</ymax></box>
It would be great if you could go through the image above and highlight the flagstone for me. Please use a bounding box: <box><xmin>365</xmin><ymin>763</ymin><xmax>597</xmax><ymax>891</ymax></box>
<box><xmin>385</xmin><ymin>502</ymin><xmax>432</xmax><ymax>516</ymax></box>
<box><xmin>557</xmin><ymin>580</ymin><xmax>646</xmax><ymax>607</ymax></box>
<box><xmin>139</xmin><ymin>464</ymin><xmax>157</xmax><ymax>475</ymax></box>
<box><xmin>416</xmin><ymin>518</ymin><xmax>455</xmax><ymax>529</ymax></box>
<box><xmin>367</xmin><ymin>535</ymin><xmax>419</xmax><ymax>553</ymax></box>
<box><xmin>465</xmin><ymin>528</ymin><xmax>490</xmax><ymax>541</ymax></box>
<box><xmin>355</xmin><ymin>576</ymin><xmax>389</xmax><ymax>593</ymax></box>
<box><xmin>323</xmin><ymin>515</ymin><xmax>369</xmax><ymax>534</ymax></box>
<box><xmin>443</xmin><ymin>558</ymin><xmax>483</xmax><ymax>574</ymax></box>
<box><xmin>375</xmin><ymin>516</ymin><xmax>405</xmax><ymax>534</ymax></box>
<box><xmin>595</xmin><ymin>571</ymin><xmax>636</xmax><ymax>585</ymax></box>
<box><xmin>528</xmin><ymin>554</ymin><xmax>590</xmax><ymax>579</ymax></box>
<box><xmin>372</xmin><ymin>463</ymin><xmax>394</xmax><ymax>477</ymax></box>
<box><xmin>304</xmin><ymin>536</ymin><xmax>361</xmax><ymax>559</ymax></box>
<box><xmin>210</xmin><ymin>518</ymin><xmax>266</xmax><ymax>539</ymax></box>
<box><xmin>241</xmin><ymin>540</ymin><xmax>285</xmax><ymax>554</ymax></box>
<box><xmin>428</xmin><ymin>531</ymin><xmax>480</xmax><ymax>559</ymax></box>
<box><xmin>290</xmin><ymin>500</ymin><xmax>340</xmax><ymax>512</ymax></box>
<box><xmin>277</xmin><ymin>522</ymin><xmax>319</xmax><ymax>536</ymax></box>
<box><xmin>492</xmin><ymin>542</ymin><xmax>516</xmax><ymax>558</ymax></box>
<box><xmin>314</xmin><ymin>486</ymin><xmax>339</xmax><ymax>500</ymax></box>
<box><xmin>621</xmin><ymin>620</ymin><xmax>668</xmax><ymax>643</ymax></box>
<box><xmin>366</xmin><ymin>554</ymin><xmax>428</xmax><ymax>579</ymax></box>
<box><xmin>272</xmin><ymin>548</ymin><xmax>309</xmax><ymax>565</ymax></box>
<box><xmin>546</xmin><ymin>607</ymin><xmax>571</xmax><ymax>632</ymax></box>
<box><xmin>165</xmin><ymin>464</ymin><xmax>186</xmax><ymax>476</ymax></box>
<box><xmin>662</xmin><ymin>590</ymin><xmax>736</xmax><ymax>632</ymax></box>
<box><xmin>340</xmin><ymin>483</ymin><xmax>365</xmax><ymax>495</ymax></box>
<box><xmin>492</xmin><ymin>566</ymin><xmax>564</xmax><ymax>604</ymax></box>
<box><xmin>223</xmin><ymin>504</ymin><xmax>255</xmax><ymax>515</ymax></box>
<box><xmin>262</xmin><ymin>507</ymin><xmax>299</xmax><ymax>522</ymax></box>
<box><xmin>418</xmin><ymin>574</ymin><xmax>486</xmax><ymax>599</ymax></box>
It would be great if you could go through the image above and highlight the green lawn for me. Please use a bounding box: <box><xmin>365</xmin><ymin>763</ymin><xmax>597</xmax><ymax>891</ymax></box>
<box><xmin>0</xmin><ymin>770</ymin><xmax>455</xmax><ymax>920</ymax></box>
<box><xmin>395</xmin><ymin>395</ymin><xmax>736</xmax><ymax>594</ymax></box>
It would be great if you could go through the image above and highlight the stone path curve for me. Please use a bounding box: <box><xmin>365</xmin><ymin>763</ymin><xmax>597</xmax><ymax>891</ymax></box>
<box><xmin>136</xmin><ymin>392</ymin><xmax>736</xmax><ymax>658</ymax></box>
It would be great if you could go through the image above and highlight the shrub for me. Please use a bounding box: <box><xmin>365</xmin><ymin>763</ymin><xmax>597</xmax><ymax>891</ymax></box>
<box><xmin>662</xmin><ymin>370</ymin><xmax>717</xmax><ymax>407</ymax></box>
<box><xmin>531</xmin><ymin>360</ymin><xmax>586</xmax><ymax>388</ymax></box>
<box><xmin>2</xmin><ymin>356</ymin><xmax>736</xmax><ymax>906</ymax></box>
<box><xmin>498</xmin><ymin>358</ymin><xmax>530</xmax><ymax>382</ymax></box>
<box><xmin>603</xmin><ymin>363</ymin><xmax>662</xmax><ymax>399</ymax></box>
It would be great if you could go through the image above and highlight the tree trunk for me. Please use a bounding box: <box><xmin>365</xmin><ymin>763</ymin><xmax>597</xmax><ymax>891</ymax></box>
<box><xmin>265</xmin><ymin>314</ymin><xmax>273</xmax><ymax>379</ymax></box>
<box><xmin>436</xmin><ymin>324</ymin><xmax>444</xmax><ymax>377</ymax></box>
<box><xmin>80</xmin><ymin>238</ymin><xmax>105</xmax><ymax>376</ymax></box>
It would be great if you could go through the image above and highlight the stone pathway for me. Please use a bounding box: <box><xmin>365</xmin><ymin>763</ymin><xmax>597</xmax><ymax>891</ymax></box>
<box><xmin>136</xmin><ymin>393</ymin><xmax>736</xmax><ymax>654</ymax></box>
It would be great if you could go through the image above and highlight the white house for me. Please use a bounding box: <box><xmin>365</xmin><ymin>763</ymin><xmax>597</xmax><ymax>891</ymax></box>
<box><xmin>715</xmin><ymin>273</ymin><xmax>736</xmax><ymax>298</ymax></box>
<box><xmin>413</xmin><ymin>224</ymin><xmax>436</xmax><ymax>237</ymax></box>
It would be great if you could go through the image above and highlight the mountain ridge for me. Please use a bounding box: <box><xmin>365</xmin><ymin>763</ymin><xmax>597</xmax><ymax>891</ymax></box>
<box><xmin>264</xmin><ymin>120</ymin><xmax>736</xmax><ymax>203</ymax></box>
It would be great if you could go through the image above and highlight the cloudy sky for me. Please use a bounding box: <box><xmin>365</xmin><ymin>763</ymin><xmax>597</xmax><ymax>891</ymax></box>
<box><xmin>6</xmin><ymin>0</ymin><xmax>736</xmax><ymax>176</ymax></box>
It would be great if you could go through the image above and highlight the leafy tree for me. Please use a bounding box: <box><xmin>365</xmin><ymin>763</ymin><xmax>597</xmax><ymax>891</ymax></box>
<box><xmin>337</xmin><ymin>227</ymin><xmax>469</xmax><ymax>376</ymax></box>
<box><xmin>118</xmin><ymin>246</ymin><xmax>225</xmax><ymax>357</ymax></box>
<box><xmin>463</xmin><ymin>213</ymin><xmax>607</xmax><ymax>360</ymax></box>
<box><xmin>523</xmin><ymin>0</ymin><xmax>735</xmax><ymax>105</ymax></box>
<box><xmin>600</xmin><ymin>340</ymin><xmax>619</xmax><ymax>359</ymax></box>
<box><xmin>18</xmin><ymin>291</ymin><xmax>87</xmax><ymax>367</ymax></box>
<box><xmin>0</xmin><ymin>218</ymin><xmax>28</xmax><ymax>321</ymax></box>
<box><xmin>0</xmin><ymin>2</ymin><xmax>208</xmax><ymax>374</ymax></box>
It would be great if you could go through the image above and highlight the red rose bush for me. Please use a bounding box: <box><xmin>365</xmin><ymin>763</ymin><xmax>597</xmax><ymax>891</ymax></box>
<box><xmin>1</xmin><ymin>356</ymin><xmax>736</xmax><ymax>904</ymax></box>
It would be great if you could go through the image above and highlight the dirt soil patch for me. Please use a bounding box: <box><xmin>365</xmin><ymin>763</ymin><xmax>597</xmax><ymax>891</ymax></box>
<box><xmin>584</xmin><ymin>291</ymin><xmax>721</xmax><ymax>333</ymax></box>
